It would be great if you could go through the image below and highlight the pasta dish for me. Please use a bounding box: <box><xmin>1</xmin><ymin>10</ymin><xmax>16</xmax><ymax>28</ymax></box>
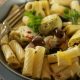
<box><xmin>1</xmin><ymin>0</ymin><xmax>80</xmax><ymax>80</ymax></box>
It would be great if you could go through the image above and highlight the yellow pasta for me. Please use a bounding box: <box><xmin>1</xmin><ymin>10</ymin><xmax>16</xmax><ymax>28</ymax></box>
<box><xmin>51</xmin><ymin>3</ymin><xmax>66</xmax><ymax>16</ymax></box>
<box><xmin>9</xmin><ymin>40</ymin><xmax>24</xmax><ymax>64</ymax></box>
<box><xmin>64</xmin><ymin>25</ymin><xmax>80</xmax><ymax>36</ymax></box>
<box><xmin>1</xmin><ymin>44</ymin><xmax>20</xmax><ymax>69</ymax></box>
<box><xmin>47</xmin><ymin>54</ymin><xmax>57</xmax><ymax>63</ymax></box>
<box><xmin>50</xmin><ymin>63</ymin><xmax>69</xmax><ymax>73</ymax></box>
<box><xmin>22</xmin><ymin>48</ymin><xmax>35</xmax><ymax>76</ymax></box>
<box><xmin>57</xmin><ymin>45</ymin><xmax>80</xmax><ymax>65</ymax></box>
<box><xmin>68</xmin><ymin>30</ymin><xmax>80</xmax><ymax>47</ymax></box>
<box><xmin>32</xmin><ymin>46</ymin><xmax>45</xmax><ymax>79</ymax></box>
<box><xmin>50</xmin><ymin>0</ymin><xmax>72</xmax><ymax>6</ymax></box>
<box><xmin>41</xmin><ymin>57</ymin><xmax>51</xmax><ymax>80</ymax></box>
<box><xmin>25</xmin><ymin>0</ymin><xmax>50</xmax><ymax>17</ymax></box>
<box><xmin>70</xmin><ymin>0</ymin><xmax>80</xmax><ymax>12</ymax></box>
<box><xmin>0</xmin><ymin>35</ymin><xmax>9</xmax><ymax>45</ymax></box>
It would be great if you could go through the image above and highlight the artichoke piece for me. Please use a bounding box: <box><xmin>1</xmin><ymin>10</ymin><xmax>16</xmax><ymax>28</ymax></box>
<box><xmin>39</xmin><ymin>14</ymin><xmax>62</xmax><ymax>35</ymax></box>
<box><xmin>10</xmin><ymin>26</ymin><xmax>37</xmax><ymax>44</ymax></box>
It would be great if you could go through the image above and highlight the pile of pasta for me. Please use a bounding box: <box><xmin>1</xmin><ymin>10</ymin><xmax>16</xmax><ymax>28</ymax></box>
<box><xmin>1</xmin><ymin>0</ymin><xmax>80</xmax><ymax>80</ymax></box>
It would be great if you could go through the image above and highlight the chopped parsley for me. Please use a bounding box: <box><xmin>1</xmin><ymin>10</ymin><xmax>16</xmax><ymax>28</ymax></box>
<box><xmin>24</xmin><ymin>11</ymin><xmax>43</xmax><ymax>33</ymax></box>
<box><xmin>63</xmin><ymin>8</ymin><xmax>80</xmax><ymax>24</ymax></box>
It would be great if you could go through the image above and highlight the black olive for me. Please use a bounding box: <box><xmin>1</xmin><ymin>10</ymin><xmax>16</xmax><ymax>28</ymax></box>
<box><xmin>32</xmin><ymin>36</ymin><xmax>45</xmax><ymax>46</ymax></box>
<box><xmin>53</xmin><ymin>28</ymin><xmax>65</xmax><ymax>38</ymax></box>
<box><xmin>49</xmin><ymin>47</ymin><xmax>60</xmax><ymax>54</ymax></box>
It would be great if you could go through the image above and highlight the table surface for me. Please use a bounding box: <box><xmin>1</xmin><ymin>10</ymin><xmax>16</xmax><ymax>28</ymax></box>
<box><xmin>0</xmin><ymin>62</ymin><xmax>29</xmax><ymax>80</ymax></box>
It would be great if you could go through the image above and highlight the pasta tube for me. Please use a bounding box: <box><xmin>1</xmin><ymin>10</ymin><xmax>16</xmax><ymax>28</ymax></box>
<box><xmin>68</xmin><ymin>30</ymin><xmax>80</xmax><ymax>47</ymax></box>
<box><xmin>22</xmin><ymin>48</ymin><xmax>35</xmax><ymax>76</ymax></box>
<box><xmin>51</xmin><ymin>3</ymin><xmax>66</xmax><ymax>16</ymax></box>
<box><xmin>64</xmin><ymin>25</ymin><xmax>80</xmax><ymax>36</ymax></box>
<box><xmin>0</xmin><ymin>35</ymin><xmax>9</xmax><ymax>45</ymax></box>
<box><xmin>70</xmin><ymin>0</ymin><xmax>80</xmax><ymax>12</ymax></box>
<box><xmin>47</xmin><ymin>54</ymin><xmax>57</xmax><ymax>64</ymax></box>
<box><xmin>9</xmin><ymin>40</ymin><xmax>24</xmax><ymax>64</ymax></box>
<box><xmin>41</xmin><ymin>57</ymin><xmax>51</xmax><ymax>80</ymax></box>
<box><xmin>50</xmin><ymin>63</ymin><xmax>69</xmax><ymax>73</ymax></box>
<box><xmin>51</xmin><ymin>0</ymin><xmax>72</xmax><ymax>6</ymax></box>
<box><xmin>25</xmin><ymin>1</ymin><xmax>50</xmax><ymax>17</ymax></box>
<box><xmin>57</xmin><ymin>45</ymin><xmax>80</xmax><ymax>65</ymax></box>
<box><xmin>1</xmin><ymin>44</ymin><xmax>20</xmax><ymax>69</ymax></box>
<box><xmin>32</xmin><ymin>46</ymin><xmax>45</xmax><ymax>79</ymax></box>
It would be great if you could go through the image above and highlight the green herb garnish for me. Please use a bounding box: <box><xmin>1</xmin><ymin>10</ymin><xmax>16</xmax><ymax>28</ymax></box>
<box><xmin>63</xmin><ymin>8</ymin><xmax>80</xmax><ymax>24</ymax></box>
<box><xmin>24</xmin><ymin>11</ymin><xmax>43</xmax><ymax>33</ymax></box>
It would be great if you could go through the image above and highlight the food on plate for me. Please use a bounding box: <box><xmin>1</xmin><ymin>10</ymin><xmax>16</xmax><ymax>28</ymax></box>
<box><xmin>1</xmin><ymin>0</ymin><xmax>80</xmax><ymax>80</ymax></box>
<box><xmin>64</xmin><ymin>24</ymin><xmax>80</xmax><ymax>36</ymax></box>
<box><xmin>1</xmin><ymin>44</ymin><xmax>20</xmax><ymax>69</ymax></box>
<box><xmin>9</xmin><ymin>40</ymin><xmax>25</xmax><ymax>64</ymax></box>
<box><xmin>32</xmin><ymin>46</ymin><xmax>45</xmax><ymax>78</ymax></box>
<box><xmin>22</xmin><ymin>48</ymin><xmax>35</xmax><ymax>76</ymax></box>
<box><xmin>41</xmin><ymin>57</ymin><xmax>51</xmax><ymax>80</ymax></box>
<box><xmin>25</xmin><ymin>0</ymin><xmax>50</xmax><ymax>16</ymax></box>
<box><xmin>39</xmin><ymin>14</ymin><xmax>62</xmax><ymax>35</ymax></box>
<box><xmin>50</xmin><ymin>3</ymin><xmax>66</xmax><ymax>16</ymax></box>
<box><xmin>68</xmin><ymin>30</ymin><xmax>80</xmax><ymax>47</ymax></box>
<box><xmin>0</xmin><ymin>35</ymin><xmax>9</xmax><ymax>45</ymax></box>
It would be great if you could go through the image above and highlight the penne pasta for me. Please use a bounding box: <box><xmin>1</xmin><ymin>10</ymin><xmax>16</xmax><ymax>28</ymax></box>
<box><xmin>57</xmin><ymin>45</ymin><xmax>80</xmax><ymax>66</ymax></box>
<box><xmin>64</xmin><ymin>25</ymin><xmax>80</xmax><ymax>36</ymax></box>
<box><xmin>70</xmin><ymin>0</ymin><xmax>80</xmax><ymax>12</ymax></box>
<box><xmin>41</xmin><ymin>57</ymin><xmax>51</xmax><ymax>80</ymax></box>
<box><xmin>50</xmin><ymin>63</ymin><xmax>69</xmax><ymax>74</ymax></box>
<box><xmin>22</xmin><ymin>48</ymin><xmax>35</xmax><ymax>76</ymax></box>
<box><xmin>50</xmin><ymin>3</ymin><xmax>66</xmax><ymax>16</ymax></box>
<box><xmin>68</xmin><ymin>30</ymin><xmax>80</xmax><ymax>47</ymax></box>
<box><xmin>50</xmin><ymin>0</ymin><xmax>72</xmax><ymax>6</ymax></box>
<box><xmin>25</xmin><ymin>0</ymin><xmax>50</xmax><ymax>17</ymax></box>
<box><xmin>32</xmin><ymin>46</ymin><xmax>45</xmax><ymax>79</ymax></box>
<box><xmin>0</xmin><ymin>35</ymin><xmax>9</xmax><ymax>45</ymax></box>
<box><xmin>48</xmin><ymin>54</ymin><xmax>57</xmax><ymax>64</ymax></box>
<box><xmin>9</xmin><ymin>40</ymin><xmax>24</xmax><ymax>64</ymax></box>
<box><xmin>1</xmin><ymin>44</ymin><xmax>20</xmax><ymax>69</ymax></box>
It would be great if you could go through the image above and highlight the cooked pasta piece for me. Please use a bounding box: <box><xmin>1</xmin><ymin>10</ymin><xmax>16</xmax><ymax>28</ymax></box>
<box><xmin>64</xmin><ymin>25</ymin><xmax>80</xmax><ymax>36</ymax></box>
<box><xmin>1</xmin><ymin>44</ymin><xmax>20</xmax><ymax>69</ymax></box>
<box><xmin>68</xmin><ymin>30</ymin><xmax>80</xmax><ymax>47</ymax></box>
<box><xmin>25</xmin><ymin>0</ymin><xmax>50</xmax><ymax>17</ymax></box>
<box><xmin>22</xmin><ymin>48</ymin><xmax>35</xmax><ymax>76</ymax></box>
<box><xmin>47</xmin><ymin>54</ymin><xmax>57</xmax><ymax>64</ymax></box>
<box><xmin>54</xmin><ymin>67</ymin><xmax>72</xmax><ymax>80</ymax></box>
<box><xmin>50</xmin><ymin>63</ymin><xmax>69</xmax><ymax>74</ymax></box>
<box><xmin>63</xmin><ymin>22</ymin><xmax>72</xmax><ymax>27</ymax></box>
<box><xmin>70</xmin><ymin>0</ymin><xmax>80</xmax><ymax>12</ymax></box>
<box><xmin>0</xmin><ymin>35</ymin><xmax>9</xmax><ymax>45</ymax></box>
<box><xmin>50</xmin><ymin>3</ymin><xmax>66</xmax><ymax>16</ymax></box>
<box><xmin>32</xmin><ymin>46</ymin><xmax>45</xmax><ymax>79</ymax></box>
<box><xmin>41</xmin><ymin>0</ymin><xmax>50</xmax><ymax>16</ymax></box>
<box><xmin>22</xmin><ymin>16</ymin><xmax>30</xmax><ymax>25</ymax></box>
<box><xmin>41</xmin><ymin>57</ymin><xmax>51</xmax><ymax>80</ymax></box>
<box><xmin>57</xmin><ymin>45</ymin><xmax>80</xmax><ymax>66</ymax></box>
<box><xmin>9</xmin><ymin>40</ymin><xmax>24</xmax><ymax>64</ymax></box>
<box><xmin>51</xmin><ymin>58</ymin><xmax>80</xmax><ymax>80</ymax></box>
<box><xmin>50</xmin><ymin>0</ymin><xmax>72</xmax><ymax>6</ymax></box>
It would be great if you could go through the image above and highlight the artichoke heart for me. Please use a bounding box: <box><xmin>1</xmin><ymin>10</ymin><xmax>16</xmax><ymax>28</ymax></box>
<box><xmin>39</xmin><ymin>14</ymin><xmax>62</xmax><ymax>35</ymax></box>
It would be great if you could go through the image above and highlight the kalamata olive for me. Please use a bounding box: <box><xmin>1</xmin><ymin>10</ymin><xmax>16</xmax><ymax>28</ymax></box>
<box><xmin>53</xmin><ymin>28</ymin><xmax>65</xmax><ymax>38</ymax></box>
<box><xmin>31</xmin><ymin>36</ymin><xmax>45</xmax><ymax>46</ymax></box>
